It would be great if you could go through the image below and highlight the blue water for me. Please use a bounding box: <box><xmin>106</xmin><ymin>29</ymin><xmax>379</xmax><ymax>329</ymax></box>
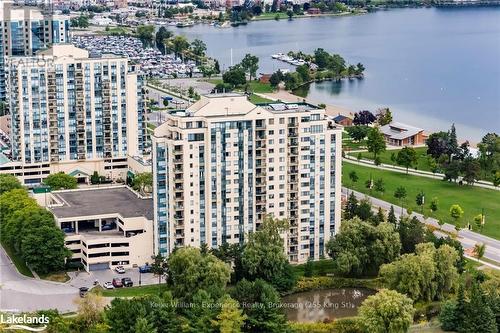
<box><xmin>176</xmin><ymin>7</ymin><xmax>500</xmax><ymax>142</ymax></box>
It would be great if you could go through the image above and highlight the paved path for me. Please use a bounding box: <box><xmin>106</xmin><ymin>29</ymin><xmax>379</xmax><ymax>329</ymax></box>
<box><xmin>0</xmin><ymin>246</ymin><xmax>79</xmax><ymax>313</ymax></box>
<box><xmin>343</xmin><ymin>156</ymin><xmax>499</xmax><ymax>191</ymax></box>
<box><xmin>342</xmin><ymin>187</ymin><xmax>500</xmax><ymax>266</ymax></box>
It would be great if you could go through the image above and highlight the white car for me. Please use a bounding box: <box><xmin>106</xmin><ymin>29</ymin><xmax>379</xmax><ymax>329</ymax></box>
<box><xmin>115</xmin><ymin>266</ymin><xmax>125</xmax><ymax>274</ymax></box>
<box><xmin>103</xmin><ymin>282</ymin><xmax>114</xmax><ymax>289</ymax></box>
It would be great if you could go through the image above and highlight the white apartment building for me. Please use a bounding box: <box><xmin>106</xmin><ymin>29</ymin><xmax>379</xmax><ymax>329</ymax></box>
<box><xmin>0</xmin><ymin>44</ymin><xmax>147</xmax><ymax>186</ymax></box>
<box><xmin>152</xmin><ymin>93</ymin><xmax>342</xmax><ymax>263</ymax></box>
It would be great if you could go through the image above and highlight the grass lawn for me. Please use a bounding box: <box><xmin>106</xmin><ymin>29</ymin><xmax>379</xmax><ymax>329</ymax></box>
<box><xmin>94</xmin><ymin>284</ymin><xmax>169</xmax><ymax>297</ymax></box>
<box><xmin>1</xmin><ymin>241</ymin><xmax>33</xmax><ymax>277</ymax></box>
<box><xmin>206</xmin><ymin>79</ymin><xmax>274</xmax><ymax>95</ymax></box>
<box><xmin>253</xmin><ymin>12</ymin><xmax>291</xmax><ymax>20</ymax></box>
<box><xmin>343</xmin><ymin>161</ymin><xmax>500</xmax><ymax>239</ymax></box>
<box><xmin>292</xmin><ymin>259</ymin><xmax>335</xmax><ymax>278</ymax></box>
<box><xmin>343</xmin><ymin>139</ymin><xmax>367</xmax><ymax>151</ymax></box>
<box><xmin>249</xmin><ymin>93</ymin><xmax>274</xmax><ymax>104</ymax></box>
<box><xmin>350</xmin><ymin>147</ymin><xmax>432</xmax><ymax>172</ymax></box>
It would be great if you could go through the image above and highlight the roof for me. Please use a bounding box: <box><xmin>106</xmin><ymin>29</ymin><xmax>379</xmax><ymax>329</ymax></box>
<box><xmin>50</xmin><ymin>187</ymin><xmax>153</xmax><ymax>220</ymax></box>
<box><xmin>68</xmin><ymin>169</ymin><xmax>90</xmax><ymax>177</ymax></box>
<box><xmin>333</xmin><ymin>114</ymin><xmax>350</xmax><ymax>122</ymax></box>
<box><xmin>187</xmin><ymin>93</ymin><xmax>259</xmax><ymax>117</ymax></box>
<box><xmin>380</xmin><ymin>122</ymin><xmax>424</xmax><ymax>140</ymax></box>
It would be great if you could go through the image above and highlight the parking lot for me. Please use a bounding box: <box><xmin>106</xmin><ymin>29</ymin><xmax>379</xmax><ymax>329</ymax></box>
<box><xmin>69</xmin><ymin>266</ymin><xmax>160</xmax><ymax>290</ymax></box>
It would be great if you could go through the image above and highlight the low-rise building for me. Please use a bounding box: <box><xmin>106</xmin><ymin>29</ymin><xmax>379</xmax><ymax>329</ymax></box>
<box><xmin>380</xmin><ymin>121</ymin><xmax>427</xmax><ymax>146</ymax></box>
<box><xmin>35</xmin><ymin>186</ymin><xmax>154</xmax><ymax>271</ymax></box>
<box><xmin>332</xmin><ymin>114</ymin><xmax>353</xmax><ymax>127</ymax></box>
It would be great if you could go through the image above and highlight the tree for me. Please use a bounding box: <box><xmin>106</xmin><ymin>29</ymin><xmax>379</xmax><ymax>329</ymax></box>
<box><xmin>442</xmin><ymin>160</ymin><xmax>461</xmax><ymax>182</ymax></box>
<box><xmin>416</xmin><ymin>191</ymin><xmax>425</xmax><ymax>213</ymax></box>
<box><xmin>376</xmin><ymin>108</ymin><xmax>393</xmax><ymax>126</ymax></box>
<box><xmin>348</xmin><ymin>170</ymin><xmax>358</xmax><ymax>188</ymax></box>
<box><xmin>326</xmin><ymin>218</ymin><xmax>401</xmax><ymax>277</ymax></box>
<box><xmin>73</xmin><ymin>293</ymin><xmax>105</xmax><ymax>331</ymax></box>
<box><xmin>0</xmin><ymin>174</ymin><xmax>22</xmax><ymax>194</ymax></box>
<box><xmin>134</xmin><ymin>318</ymin><xmax>157</xmax><ymax>333</ymax></box>
<box><xmin>461</xmin><ymin>156</ymin><xmax>480</xmax><ymax>185</ymax></box>
<box><xmin>136</xmin><ymin>25</ymin><xmax>155</xmax><ymax>47</ymax></box>
<box><xmin>430</xmin><ymin>197</ymin><xmax>438</xmax><ymax>213</ymax></box>
<box><xmin>168</xmin><ymin>35</ymin><xmax>190</xmax><ymax>57</ymax></box>
<box><xmin>358</xmin><ymin>289</ymin><xmax>414</xmax><ymax>333</ymax></box>
<box><xmin>398</xmin><ymin>216</ymin><xmax>426</xmax><ymax>254</ymax></box>
<box><xmin>241</xmin><ymin>216</ymin><xmax>294</xmax><ymax>291</ymax></box>
<box><xmin>387</xmin><ymin>206</ymin><xmax>397</xmax><ymax>226</ymax></box>
<box><xmin>356</xmin><ymin>198</ymin><xmax>373</xmax><ymax>222</ymax></box>
<box><xmin>461</xmin><ymin>282</ymin><xmax>497</xmax><ymax>333</ymax></box>
<box><xmin>366</xmin><ymin>127</ymin><xmax>386</xmax><ymax>159</ymax></box>
<box><xmin>190</xmin><ymin>38</ymin><xmax>207</xmax><ymax>57</ymax></box>
<box><xmin>396</xmin><ymin>146</ymin><xmax>418</xmax><ymax>174</ymax></box>
<box><xmin>346</xmin><ymin>125</ymin><xmax>369</xmax><ymax>142</ymax></box>
<box><xmin>132</xmin><ymin>172</ymin><xmax>153</xmax><ymax>194</ymax></box>
<box><xmin>447</xmin><ymin>123</ymin><xmax>459</xmax><ymax>160</ymax></box>
<box><xmin>473</xmin><ymin>243</ymin><xmax>486</xmax><ymax>259</ymax></box>
<box><xmin>269</xmin><ymin>70</ymin><xmax>284</xmax><ymax>87</ymax></box>
<box><xmin>43</xmin><ymin>172</ymin><xmax>77</xmax><ymax>190</ymax></box>
<box><xmin>168</xmin><ymin>247</ymin><xmax>231</xmax><ymax>301</ymax></box>
<box><xmin>449</xmin><ymin>204</ymin><xmax>464</xmax><ymax>227</ymax></box>
<box><xmin>426</xmin><ymin>131</ymin><xmax>450</xmax><ymax>159</ymax></box>
<box><xmin>223</xmin><ymin>65</ymin><xmax>247</xmax><ymax>88</ymax></box>
<box><xmin>212</xmin><ymin>294</ymin><xmax>246</xmax><ymax>333</ymax></box>
<box><xmin>374</xmin><ymin>178</ymin><xmax>385</xmax><ymax>194</ymax></box>
<box><xmin>231</xmin><ymin>279</ymin><xmax>288</xmax><ymax>333</ymax></box>
<box><xmin>439</xmin><ymin>300</ymin><xmax>458</xmax><ymax>331</ymax></box>
<box><xmin>393</xmin><ymin>186</ymin><xmax>407</xmax><ymax>215</ymax></box>
<box><xmin>344</xmin><ymin>192</ymin><xmax>358</xmax><ymax>220</ymax></box>
<box><xmin>295</xmin><ymin>64</ymin><xmax>310</xmax><ymax>82</ymax></box>
<box><xmin>303</xmin><ymin>258</ymin><xmax>313</xmax><ymax>277</ymax></box>
<box><xmin>240</xmin><ymin>54</ymin><xmax>259</xmax><ymax>82</ymax></box>
<box><xmin>353</xmin><ymin>110</ymin><xmax>377</xmax><ymax>125</ymax></box>
<box><xmin>374</xmin><ymin>207</ymin><xmax>385</xmax><ymax>225</ymax></box>
<box><xmin>90</xmin><ymin>171</ymin><xmax>101</xmax><ymax>185</ymax></box>
<box><xmin>155</xmin><ymin>27</ymin><xmax>173</xmax><ymax>54</ymax></box>
<box><xmin>474</xmin><ymin>214</ymin><xmax>485</xmax><ymax>231</ymax></box>
<box><xmin>287</xmin><ymin>9</ymin><xmax>293</xmax><ymax>19</ymax></box>
<box><xmin>151</xmin><ymin>253</ymin><xmax>168</xmax><ymax>286</ymax></box>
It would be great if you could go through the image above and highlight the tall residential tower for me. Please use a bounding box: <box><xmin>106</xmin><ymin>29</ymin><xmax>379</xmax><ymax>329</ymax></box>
<box><xmin>1</xmin><ymin>44</ymin><xmax>147</xmax><ymax>185</ymax></box>
<box><xmin>152</xmin><ymin>94</ymin><xmax>342</xmax><ymax>263</ymax></box>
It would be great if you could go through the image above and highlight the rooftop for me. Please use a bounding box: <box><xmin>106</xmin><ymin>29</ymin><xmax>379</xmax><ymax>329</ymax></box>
<box><xmin>380</xmin><ymin>121</ymin><xmax>424</xmax><ymax>140</ymax></box>
<box><xmin>50</xmin><ymin>187</ymin><xmax>153</xmax><ymax>220</ymax></box>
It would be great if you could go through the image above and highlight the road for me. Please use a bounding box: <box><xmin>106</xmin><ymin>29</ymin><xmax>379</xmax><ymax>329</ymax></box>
<box><xmin>0</xmin><ymin>246</ymin><xmax>79</xmax><ymax>313</ymax></box>
<box><xmin>342</xmin><ymin>187</ymin><xmax>500</xmax><ymax>265</ymax></box>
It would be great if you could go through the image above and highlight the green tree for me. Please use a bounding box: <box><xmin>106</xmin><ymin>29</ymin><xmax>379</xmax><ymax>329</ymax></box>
<box><xmin>461</xmin><ymin>282</ymin><xmax>497</xmax><ymax>333</ymax></box>
<box><xmin>326</xmin><ymin>218</ymin><xmax>401</xmax><ymax>277</ymax></box>
<box><xmin>151</xmin><ymin>253</ymin><xmax>168</xmax><ymax>286</ymax></box>
<box><xmin>155</xmin><ymin>26</ymin><xmax>173</xmax><ymax>54</ymax></box>
<box><xmin>374</xmin><ymin>178</ymin><xmax>385</xmax><ymax>194</ymax></box>
<box><xmin>190</xmin><ymin>38</ymin><xmax>207</xmax><ymax>57</ymax></box>
<box><xmin>376</xmin><ymin>108</ymin><xmax>393</xmax><ymax>126</ymax></box>
<box><xmin>358</xmin><ymin>289</ymin><xmax>414</xmax><ymax>333</ymax></box>
<box><xmin>356</xmin><ymin>198</ymin><xmax>373</xmax><ymax>222</ymax></box>
<box><xmin>473</xmin><ymin>243</ymin><xmax>486</xmax><ymax>259</ymax></box>
<box><xmin>73</xmin><ymin>293</ymin><xmax>105</xmax><ymax>331</ymax></box>
<box><xmin>211</xmin><ymin>294</ymin><xmax>246</xmax><ymax>333</ymax></box>
<box><xmin>132</xmin><ymin>172</ymin><xmax>153</xmax><ymax>194</ymax></box>
<box><xmin>295</xmin><ymin>64</ymin><xmax>310</xmax><ymax>82</ymax></box>
<box><xmin>136</xmin><ymin>25</ymin><xmax>155</xmax><ymax>47</ymax></box>
<box><xmin>366</xmin><ymin>127</ymin><xmax>386</xmax><ymax>159</ymax></box>
<box><xmin>240</xmin><ymin>54</ymin><xmax>259</xmax><ymax>82</ymax></box>
<box><xmin>134</xmin><ymin>317</ymin><xmax>157</xmax><ymax>333</ymax></box>
<box><xmin>416</xmin><ymin>191</ymin><xmax>425</xmax><ymax>213</ymax></box>
<box><xmin>398</xmin><ymin>216</ymin><xmax>425</xmax><ymax>254</ymax></box>
<box><xmin>439</xmin><ymin>300</ymin><xmax>458</xmax><ymax>331</ymax></box>
<box><xmin>0</xmin><ymin>174</ymin><xmax>23</xmax><ymax>194</ymax></box>
<box><xmin>168</xmin><ymin>35</ymin><xmax>190</xmax><ymax>57</ymax></box>
<box><xmin>241</xmin><ymin>216</ymin><xmax>294</xmax><ymax>291</ymax></box>
<box><xmin>348</xmin><ymin>170</ymin><xmax>358</xmax><ymax>188</ymax></box>
<box><xmin>269</xmin><ymin>70</ymin><xmax>284</xmax><ymax>87</ymax></box>
<box><xmin>449</xmin><ymin>204</ymin><xmax>464</xmax><ymax>227</ymax></box>
<box><xmin>303</xmin><ymin>258</ymin><xmax>314</xmax><ymax>277</ymax></box>
<box><xmin>287</xmin><ymin>9</ymin><xmax>293</xmax><ymax>19</ymax></box>
<box><xmin>90</xmin><ymin>171</ymin><xmax>100</xmax><ymax>185</ymax></box>
<box><xmin>105</xmin><ymin>298</ymin><xmax>149</xmax><ymax>333</ymax></box>
<box><xmin>387</xmin><ymin>205</ymin><xmax>397</xmax><ymax>226</ymax></box>
<box><xmin>231</xmin><ymin>279</ymin><xmax>288</xmax><ymax>333</ymax></box>
<box><xmin>374</xmin><ymin>207</ymin><xmax>385</xmax><ymax>225</ymax></box>
<box><xmin>344</xmin><ymin>192</ymin><xmax>358</xmax><ymax>220</ymax></box>
<box><xmin>461</xmin><ymin>156</ymin><xmax>481</xmax><ymax>185</ymax></box>
<box><xmin>346</xmin><ymin>125</ymin><xmax>369</xmax><ymax>142</ymax></box>
<box><xmin>426</xmin><ymin>131</ymin><xmax>450</xmax><ymax>159</ymax></box>
<box><xmin>396</xmin><ymin>146</ymin><xmax>418</xmax><ymax>174</ymax></box>
<box><xmin>43</xmin><ymin>172</ymin><xmax>77</xmax><ymax>190</ymax></box>
<box><xmin>223</xmin><ymin>65</ymin><xmax>247</xmax><ymax>88</ymax></box>
<box><xmin>168</xmin><ymin>247</ymin><xmax>231</xmax><ymax>301</ymax></box>
<box><xmin>430</xmin><ymin>197</ymin><xmax>439</xmax><ymax>213</ymax></box>
<box><xmin>394</xmin><ymin>186</ymin><xmax>407</xmax><ymax>215</ymax></box>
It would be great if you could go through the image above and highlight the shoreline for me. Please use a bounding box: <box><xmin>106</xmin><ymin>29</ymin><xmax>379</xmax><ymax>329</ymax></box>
<box><xmin>251</xmin><ymin>11</ymin><xmax>367</xmax><ymax>22</ymax></box>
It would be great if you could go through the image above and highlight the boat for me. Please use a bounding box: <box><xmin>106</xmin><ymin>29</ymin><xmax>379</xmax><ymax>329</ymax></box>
<box><xmin>271</xmin><ymin>52</ymin><xmax>285</xmax><ymax>59</ymax></box>
<box><xmin>176</xmin><ymin>21</ymin><xmax>194</xmax><ymax>28</ymax></box>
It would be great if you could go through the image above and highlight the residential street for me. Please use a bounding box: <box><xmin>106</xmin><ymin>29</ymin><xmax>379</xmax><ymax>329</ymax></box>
<box><xmin>342</xmin><ymin>187</ymin><xmax>500</xmax><ymax>265</ymax></box>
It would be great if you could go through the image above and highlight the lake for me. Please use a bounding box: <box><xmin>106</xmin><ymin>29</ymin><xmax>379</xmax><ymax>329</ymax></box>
<box><xmin>175</xmin><ymin>7</ymin><xmax>500</xmax><ymax>142</ymax></box>
<box><xmin>281</xmin><ymin>288</ymin><xmax>376</xmax><ymax>322</ymax></box>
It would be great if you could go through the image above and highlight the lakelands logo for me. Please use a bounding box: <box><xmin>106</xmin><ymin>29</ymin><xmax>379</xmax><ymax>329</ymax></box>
<box><xmin>0</xmin><ymin>313</ymin><xmax>49</xmax><ymax>332</ymax></box>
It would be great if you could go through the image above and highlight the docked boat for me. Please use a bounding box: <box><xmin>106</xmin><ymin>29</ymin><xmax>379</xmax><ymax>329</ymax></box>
<box><xmin>176</xmin><ymin>21</ymin><xmax>194</xmax><ymax>28</ymax></box>
<box><xmin>271</xmin><ymin>52</ymin><xmax>285</xmax><ymax>59</ymax></box>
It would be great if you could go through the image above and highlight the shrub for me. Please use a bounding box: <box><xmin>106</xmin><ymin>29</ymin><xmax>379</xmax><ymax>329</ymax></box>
<box><xmin>439</xmin><ymin>300</ymin><xmax>458</xmax><ymax>331</ymax></box>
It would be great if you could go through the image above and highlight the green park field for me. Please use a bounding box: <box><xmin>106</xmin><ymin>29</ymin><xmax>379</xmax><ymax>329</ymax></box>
<box><xmin>343</xmin><ymin>161</ymin><xmax>500</xmax><ymax>239</ymax></box>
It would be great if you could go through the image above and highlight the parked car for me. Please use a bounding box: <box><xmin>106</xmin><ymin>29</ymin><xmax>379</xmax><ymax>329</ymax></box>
<box><xmin>103</xmin><ymin>282</ymin><xmax>114</xmax><ymax>289</ymax></box>
<box><xmin>121</xmin><ymin>277</ymin><xmax>133</xmax><ymax>287</ymax></box>
<box><xmin>79</xmin><ymin>287</ymin><xmax>89</xmax><ymax>297</ymax></box>
<box><xmin>101</xmin><ymin>224</ymin><xmax>114</xmax><ymax>231</ymax></box>
<box><xmin>112</xmin><ymin>278</ymin><xmax>123</xmax><ymax>288</ymax></box>
<box><xmin>139</xmin><ymin>264</ymin><xmax>152</xmax><ymax>273</ymax></box>
<box><xmin>62</xmin><ymin>227</ymin><xmax>75</xmax><ymax>233</ymax></box>
<box><xmin>115</xmin><ymin>266</ymin><xmax>125</xmax><ymax>274</ymax></box>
